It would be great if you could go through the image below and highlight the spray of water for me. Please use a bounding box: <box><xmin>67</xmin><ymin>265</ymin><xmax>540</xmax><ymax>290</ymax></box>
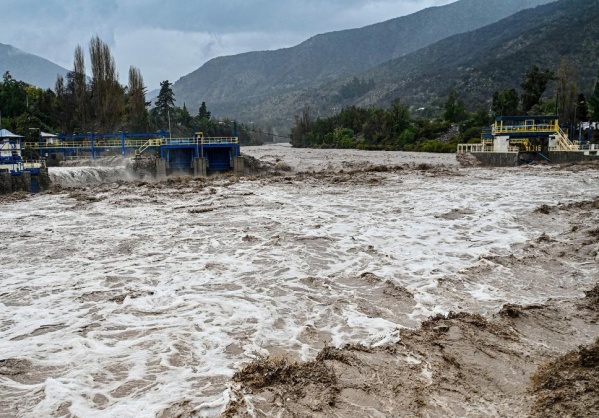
<box><xmin>49</xmin><ymin>157</ymin><xmax>139</xmax><ymax>187</ymax></box>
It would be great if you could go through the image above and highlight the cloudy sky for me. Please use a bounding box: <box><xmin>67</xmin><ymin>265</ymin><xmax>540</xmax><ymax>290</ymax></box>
<box><xmin>1</xmin><ymin>0</ymin><xmax>455</xmax><ymax>89</ymax></box>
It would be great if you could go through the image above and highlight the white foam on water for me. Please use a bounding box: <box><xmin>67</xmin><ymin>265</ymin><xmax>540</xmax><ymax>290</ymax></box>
<box><xmin>49</xmin><ymin>166</ymin><xmax>138</xmax><ymax>187</ymax></box>
<box><xmin>1</xmin><ymin>148</ymin><xmax>598</xmax><ymax>416</ymax></box>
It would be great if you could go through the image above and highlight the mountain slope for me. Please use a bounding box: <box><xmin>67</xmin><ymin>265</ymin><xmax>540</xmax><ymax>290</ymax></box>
<box><xmin>358</xmin><ymin>0</ymin><xmax>599</xmax><ymax>111</ymax></box>
<box><xmin>0</xmin><ymin>43</ymin><xmax>69</xmax><ymax>89</ymax></box>
<box><xmin>172</xmin><ymin>0</ymin><xmax>553</xmax><ymax>117</ymax></box>
<box><xmin>241</xmin><ymin>0</ymin><xmax>599</xmax><ymax>130</ymax></box>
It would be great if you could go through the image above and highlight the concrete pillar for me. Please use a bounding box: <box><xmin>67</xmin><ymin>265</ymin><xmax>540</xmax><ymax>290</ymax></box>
<box><xmin>233</xmin><ymin>156</ymin><xmax>245</xmax><ymax>174</ymax></box>
<box><xmin>193</xmin><ymin>158</ymin><xmax>207</xmax><ymax>177</ymax></box>
<box><xmin>39</xmin><ymin>168</ymin><xmax>51</xmax><ymax>191</ymax></box>
<box><xmin>0</xmin><ymin>172</ymin><xmax>12</xmax><ymax>194</ymax></box>
<box><xmin>156</xmin><ymin>158</ymin><xmax>167</xmax><ymax>179</ymax></box>
<box><xmin>20</xmin><ymin>171</ymin><xmax>32</xmax><ymax>192</ymax></box>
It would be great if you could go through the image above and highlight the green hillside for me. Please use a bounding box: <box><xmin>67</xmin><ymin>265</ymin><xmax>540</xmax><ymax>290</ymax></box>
<box><xmin>364</xmin><ymin>0</ymin><xmax>599</xmax><ymax>111</ymax></box>
<box><xmin>172</xmin><ymin>0</ymin><xmax>553</xmax><ymax>123</ymax></box>
<box><xmin>258</xmin><ymin>0</ymin><xmax>599</xmax><ymax>131</ymax></box>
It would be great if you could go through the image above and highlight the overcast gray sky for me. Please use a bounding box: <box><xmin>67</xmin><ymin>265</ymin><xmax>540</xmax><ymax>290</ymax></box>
<box><xmin>1</xmin><ymin>0</ymin><xmax>455</xmax><ymax>89</ymax></box>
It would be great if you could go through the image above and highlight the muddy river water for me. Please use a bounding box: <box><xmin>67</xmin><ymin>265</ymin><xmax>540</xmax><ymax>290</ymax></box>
<box><xmin>1</xmin><ymin>145</ymin><xmax>598</xmax><ymax>417</ymax></box>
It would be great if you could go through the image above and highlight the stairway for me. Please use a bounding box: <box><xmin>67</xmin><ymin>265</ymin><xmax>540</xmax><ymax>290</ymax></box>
<box><xmin>555</xmin><ymin>129</ymin><xmax>577</xmax><ymax>151</ymax></box>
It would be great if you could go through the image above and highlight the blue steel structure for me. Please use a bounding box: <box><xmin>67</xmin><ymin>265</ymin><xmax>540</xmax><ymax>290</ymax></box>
<box><xmin>159</xmin><ymin>133</ymin><xmax>240</xmax><ymax>172</ymax></box>
<box><xmin>24</xmin><ymin>129</ymin><xmax>241</xmax><ymax>173</ymax></box>
<box><xmin>27</xmin><ymin>131</ymin><xmax>170</xmax><ymax>159</ymax></box>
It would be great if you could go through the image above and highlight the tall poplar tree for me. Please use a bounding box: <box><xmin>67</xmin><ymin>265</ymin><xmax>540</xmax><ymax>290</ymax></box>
<box><xmin>589</xmin><ymin>73</ymin><xmax>599</xmax><ymax>122</ymax></box>
<box><xmin>73</xmin><ymin>45</ymin><xmax>88</xmax><ymax>130</ymax></box>
<box><xmin>555</xmin><ymin>59</ymin><xmax>578</xmax><ymax>122</ymax></box>
<box><xmin>127</xmin><ymin>66</ymin><xmax>148</xmax><ymax>131</ymax></box>
<box><xmin>89</xmin><ymin>36</ymin><xmax>123</xmax><ymax>131</ymax></box>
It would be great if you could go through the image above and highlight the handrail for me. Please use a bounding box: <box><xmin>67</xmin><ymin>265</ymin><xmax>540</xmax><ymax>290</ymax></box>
<box><xmin>23</xmin><ymin>139</ymin><xmax>157</xmax><ymax>149</ymax></box>
<box><xmin>457</xmin><ymin>143</ymin><xmax>519</xmax><ymax>154</ymax></box>
<box><xmin>23</xmin><ymin>136</ymin><xmax>239</xmax><ymax>150</ymax></box>
<box><xmin>492</xmin><ymin>122</ymin><xmax>559</xmax><ymax>135</ymax></box>
<box><xmin>555</xmin><ymin>128</ymin><xmax>578</xmax><ymax>151</ymax></box>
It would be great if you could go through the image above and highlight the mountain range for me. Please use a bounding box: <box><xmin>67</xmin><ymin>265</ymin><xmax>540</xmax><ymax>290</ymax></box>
<box><xmin>3</xmin><ymin>0</ymin><xmax>596</xmax><ymax>134</ymax></box>
<box><xmin>0</xmin><ymin>43</ymin><xmax>69</xmax><ymax>89</ymax></box>
<box><xmin>272</xmin><ymin>0</ymin><xmax>599</xmax><ymax>123</ymax></box>
<box><xmin>171</xmin><ymin>0</ymin><xmax>554</xmax><ymax>127</ymax></box>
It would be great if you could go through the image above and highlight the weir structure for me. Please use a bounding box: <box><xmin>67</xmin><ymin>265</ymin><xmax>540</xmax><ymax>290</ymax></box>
<box><xmin>1</xmin><ymin>129</ymin><xmax>49</xmax><ymax>194</ymax></box>
<box><xmin>457</xmin><ymin>115</ymin><xmax>599</xmax><ymax>166</ymax></box>
<box><xmin>22</xmin><ymin>130</ymin><xmax>244</xmax><ymax>177</ymax></box>
<box><xmin>143</xmin><ymin>132</ymin><xmax>244</xmax><ymax>178</ymax></box>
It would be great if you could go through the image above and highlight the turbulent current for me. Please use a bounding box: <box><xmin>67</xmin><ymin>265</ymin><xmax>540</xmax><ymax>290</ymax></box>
<box><xmin>1</xmin><ymin>145</ymin><xmax>598</xmax><ymax>417</ymax></box>
<box><xmin>49</xmin><ymin>166</ymin><xmax>137</xmax><ymax>187</ymax></box>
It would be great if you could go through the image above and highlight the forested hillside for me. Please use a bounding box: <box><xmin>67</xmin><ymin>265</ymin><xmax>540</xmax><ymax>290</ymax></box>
<box><xmin>251</xmin><ymin>0</ymin><xmax>599</xmax><ymax>131</ymax></box>
<box><xmin>360</xmin><ymin>0</ymin><xmax>599</xmax><ymax>111</ymax></box>
<box><xmin>0</xmin><ymin>38</ymin><xmax>261</xmax><ymax>151</ymax></box>
<box><xmin>172</xmin><ymin>0</ymin><xmax>553</xmax><ymax>123</ymax></box>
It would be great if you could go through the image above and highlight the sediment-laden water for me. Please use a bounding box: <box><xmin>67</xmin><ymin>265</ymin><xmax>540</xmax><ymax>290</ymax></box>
<box><xmin>1</xmin><ymin>146</ymin><xmax>598</xmax><ymax>417</ymax></box>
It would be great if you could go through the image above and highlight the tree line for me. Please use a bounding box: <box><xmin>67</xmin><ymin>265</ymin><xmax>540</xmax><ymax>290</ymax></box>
<box><xmin>491</xmin><ymin>60</ymin><xmax>599</xmax><ymax>124</ymax></box>
<box><xmin>0</xmin><ymin>36</ymin><xmax>262</xmax><ymax>147</ymax></box>
<box><xmin>291</xmin><ymin>62</ymin><xmax>599</xmax><ymax>152</ymax></box>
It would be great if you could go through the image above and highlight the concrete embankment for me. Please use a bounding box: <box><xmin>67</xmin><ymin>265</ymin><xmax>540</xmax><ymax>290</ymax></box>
<box><xmin>0</xmin><ymin>169</ymin><xmax>50</xmax><ymax>194</ymax></box>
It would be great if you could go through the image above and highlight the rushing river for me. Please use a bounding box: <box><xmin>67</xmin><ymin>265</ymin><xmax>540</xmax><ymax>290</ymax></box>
<box><xmin>1</xmin><ymin>146</ymin><xmax>598</xmax><ymax>417</ymax></box>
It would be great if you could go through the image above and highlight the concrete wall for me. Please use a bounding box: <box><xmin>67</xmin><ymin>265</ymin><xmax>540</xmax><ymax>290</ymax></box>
<box><xmin>156</xmin><ymin>158</ymin><xmax>167</xmax><ymax>179</ymax></box>
<box><xmin>233</xmin><ymin>156</ymin><xmax>245</xmax><ymax>174</ymax></box>
<box><xmin>546</xmin><ymin>151</ymin><xmax>599</xmax><ymax>164</ymax></box>
<box><xmin>0</xmin><ymin>172</ymin><xmax>12</xmax><ymax>194</ymax></box>
<box><xmin>0</xmin><ymin>170</ymin><xmax>50</xmax><ymax>194</ymax></box>
<box><xmin>193</xmin><ymin>158</ymin><xmax>207</xmax><ymax>177</ymax></box>
<box><xmin>471</xmin><ymin>152</ymin><xmax>519</xmax><ymax>167</ymax></box>
<box><xmin>470</xmin><ymin>151</ymin><xmax>599</xmax><ymax>167</ymax></box>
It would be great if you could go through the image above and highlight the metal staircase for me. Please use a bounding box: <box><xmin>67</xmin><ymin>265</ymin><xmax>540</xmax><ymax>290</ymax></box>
<box><xmin>555</xmin><ymin>128</ymin><xmax>577</xmax><ymax>151</ymax></box>
<box><xmin>134</xmin><ymin>138</ymin><xmax>163</xmax><ymax>158</ymax></box>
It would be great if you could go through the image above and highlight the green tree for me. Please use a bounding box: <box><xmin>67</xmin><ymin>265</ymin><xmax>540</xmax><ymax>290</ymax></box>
<box><xmin>555</xmin><ymin>59</ymin><xmax>578</xmax><ymax>122</ymax></box>
<box><xmin>0</xmin><ymin>71</ymin><xmax>28</xmax><ymax>118</ymax></box>
<box><xmin>492</xmin><ymin>88</ymin><xmax>519</xmax><ymax>116</ymax></box>
<box><xmin>198</xmin><ymin>101</ymin><xmax>211</xmax><ymax>120</ymax></box>
<box><xmin>290</xmin><ymin>105</ymin><xmax>312</xmax><ymax>147</ymax></box>
<box><xmin>443</xmin><ymin>89</ymin><xmax>466</xmax><ymax>123</ymax></box>
<box><xmin>520</xmin><ymin>65</ymin><xmax>554</xmax><ymax>113</ymax></box>
<box><xmin>89</xmin><ymin>36</ymin><xmax>123</xmax><ymax>132</ymax></box>
<box><xmin>72</xmin><ymin>45</ymin><xmax>88</xmax><ymax>130</ymax></box>
<box><xmin>589</xmin><ymin>73</ymin><xmax>599</xmax><ymax>122</ymax></box>
<box><xmin>154</xmin><ymin>80</ymin><xmax>175</xmax><ymax>121</ymax></box>
<box><xmin>127</xmin><ymin>66</ymin><xmax>148</xmax><ymax>131</ymax></box>
<box><xmin>386</xmin><ymin>99</ymin><xmax>411</xmax><ymax>136</ymax></box>
<box><xmin>576</xmin><ymin>93</ymin><xmax>588</xmax><ymax>123</ymax></box>
<box><xmin>179</xmin><ymin>103</ymin><xmax>192</xmax><ymax>126</ymax></box>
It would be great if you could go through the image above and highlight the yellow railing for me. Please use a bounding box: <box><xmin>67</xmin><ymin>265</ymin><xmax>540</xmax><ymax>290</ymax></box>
<box><xmin>555</xmin><ymin>129</ymin><xmax>578</xmax><ymax>151</ymax></box>
<box><xmin>23</xmin><ymin>136</ymin><xmax>239</xmax><ymax>150</ymax></box>
<box><xmin>23</xmin><ymin>139</ymin><xmax>155</xmax><ymax>149</ymax></box>
<box><xmin>492</xmin><ymin>121</ymin><xmax>559</xmax><ymax>135</ymax></box>
<box><xmin>200</xmin><ymin>137</ymin><xmax>239</xmax><ymax>145</ymax></box>
<box><xmin>457</xmin><ymin>144</ymin><xmax>493</xmax><ymax>153</ymax></box>
<box><xmin>456</xmin><ymin>144</ymin><xmax>519</xmax><ymax>154</ymax></box>
<box><xmin>23</xmin><ymin>160</ymin><xmax>45</xmax><ymax>169</ymax></box>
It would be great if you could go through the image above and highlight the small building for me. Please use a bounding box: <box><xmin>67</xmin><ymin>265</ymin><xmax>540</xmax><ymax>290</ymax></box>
<box><xmin>0</xmin><ymin>129</ymin><xmax>48</xmax><ymax>193</ymax></box>
<box><xmin>457</xmin><ymin>116</ymin><xmax>599</xmax><ymax>166</ymax></box>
